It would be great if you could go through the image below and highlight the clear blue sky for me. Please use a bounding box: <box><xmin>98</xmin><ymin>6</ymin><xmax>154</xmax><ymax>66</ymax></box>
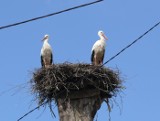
<box><xmin>0</xmin><ymin>0</ymin><xmax>160</xmax><ymax>121</ymax></box>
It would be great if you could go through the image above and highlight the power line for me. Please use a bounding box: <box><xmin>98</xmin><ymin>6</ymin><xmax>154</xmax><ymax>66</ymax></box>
<box><xmin>17</xmin><ymin>89</ymin><xmax>66</xmax><ymax>121</ymax></box>
<box><xmin>101</xmin><ymin>21</ymin><xmax>160</xmax><ymax>66</ymax></box>
<box><xmin>0</xmin><ymin>82</ymin><xmax>28</xmax><ymax>96</ymax></box>
<box><xmin>0</xmin><ymin>0</ymin><xmax>103</xmax><ymax>30</ymax></box>
<box><xmin>17</xmin><ymin>101</ymin><xmax>47</xmax><ymax>121</ymax></box>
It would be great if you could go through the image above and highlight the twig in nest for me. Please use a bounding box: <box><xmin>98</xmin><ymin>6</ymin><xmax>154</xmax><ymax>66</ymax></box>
<box><xmin>48</xmin><ymin>101</ymin><xmax>56</xmax><ymax>118</ymax></box>
<box><xmin>104</xmin><ymin>98</ymin><xmax>111</xmax><ymax>121</ymax></box>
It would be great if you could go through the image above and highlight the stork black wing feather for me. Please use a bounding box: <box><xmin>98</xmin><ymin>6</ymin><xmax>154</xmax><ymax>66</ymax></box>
<box><xmin>41</xmin><ymin>55</ymin><xmax>44</xmax><ymax>67</ymax></box>
<box><xmin>50</xmin><ymin>53</ymin><xmax>53</xmax><ymax>64</ymax></box>
<box><xmin>91</xmin><ymin>50</ymin><xmax>95</xmax><ymax>64</ymax></box>
<box><xmin>101</xmin><ymin>49</ymin><xmax>105</xmax><ymax>63</ymax></box>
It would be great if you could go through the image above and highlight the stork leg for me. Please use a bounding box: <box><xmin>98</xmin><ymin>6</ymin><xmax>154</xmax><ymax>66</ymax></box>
<box><xmin>45</xmin><ymin>58</ymin><xmax>52</xmax><ymax>68</ymax></box>
<box><xmin>92</xmin><ymin>57</ymin><xmax>95</xmax><ymax>65</ymax></box>
<box><xmin>100</xmin><ymin>60</ymin><xmax>103</xmax><ymax>65</ymax></box>
<box><xmin>97</xmin><ymin>58</ymin><xmax>103</xmax><ymax>66</ymax></box>
<box><xmin>94</xmin><ymin>56</ymin><xmax>96</xmax><ymax>65</ymax></box>
<box><xmin>43</xmin><ymin>60</ymin><xmax>47</xmax><ymax>68</ymax></box>
<box><xmin>95</xmin><ymin>55</ymin><xmax>98</xmax><ymax>66</ymax></box>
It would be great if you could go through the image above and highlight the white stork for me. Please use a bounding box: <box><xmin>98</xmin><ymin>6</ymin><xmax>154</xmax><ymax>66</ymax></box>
<box><xmin>40</xmin><ymin>34</ymin><xmax>53</xmax><ymax>68</ymax></box>
<box><xmin>91</xmin><ymin>30</ymin><xmax>108</xmax><ymax>66</ymax></box>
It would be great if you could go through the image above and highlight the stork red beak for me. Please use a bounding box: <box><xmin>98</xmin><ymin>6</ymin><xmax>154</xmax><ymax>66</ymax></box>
<box><xmin>42</xmin><ymin>37</ymin><xmax>46</xmax><ymax>41</ymax></box>
<box><xmin>102</xmin><ymin>34</ymin><xmax>108</xmax><ymax>40</ymax></box>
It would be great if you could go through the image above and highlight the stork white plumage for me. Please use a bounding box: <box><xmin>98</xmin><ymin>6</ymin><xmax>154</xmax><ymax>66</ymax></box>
<box><xmin>40</xmin><ymin>34</ymin><xmax>53</xmax><ymax>68</ymax></box>
<box><xmin>91</xmin><ymin>30</ymin><xmax>108</xmax><ymax>66</ymax></box>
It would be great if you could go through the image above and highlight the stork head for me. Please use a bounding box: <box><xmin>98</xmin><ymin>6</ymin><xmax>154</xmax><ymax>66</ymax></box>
<box><xmin>42</xmin><ymin>34</ymin><xmax>49</xmax><ymax>42</ymax></box>
<box><xmin>98</xmin><ymin>30</ymin><xmax>108</xmax><ymax>40</ymax></box>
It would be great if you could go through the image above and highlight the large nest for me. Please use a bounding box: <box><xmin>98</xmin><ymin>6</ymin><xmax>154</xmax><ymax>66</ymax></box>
<box><xmin>31</xmin><ymin>63</ymin><xmax>123</xmax><ymax>105</ymax></box>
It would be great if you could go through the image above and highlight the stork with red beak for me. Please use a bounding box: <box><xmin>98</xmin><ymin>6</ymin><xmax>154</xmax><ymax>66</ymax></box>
<box><xmin>91</xmin><ymin>30</ymin><xmax>108</xmax><ymax>66</ymax></box>
<box><xmin>40</xmin><ymin>34</ymin><xmax>53</xmax><ymax>68</ymax></box>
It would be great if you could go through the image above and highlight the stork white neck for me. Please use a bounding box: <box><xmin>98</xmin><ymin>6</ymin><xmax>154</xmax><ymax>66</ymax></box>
<box><xmin>99</xmin><ymin>35</ymin><xmax>106</xmax><ymax>41</ymax></box>
<box><xmin>43</xmin><ymin>38</ymin><xmax>49</xmax><ymax>43</ymax></box>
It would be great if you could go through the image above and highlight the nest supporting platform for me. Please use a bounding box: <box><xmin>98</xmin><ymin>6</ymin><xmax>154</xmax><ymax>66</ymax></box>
<box><xmin>31</xmin><ymin>63</ymin><xmax>123</xmax><ymax>121</ymax></box>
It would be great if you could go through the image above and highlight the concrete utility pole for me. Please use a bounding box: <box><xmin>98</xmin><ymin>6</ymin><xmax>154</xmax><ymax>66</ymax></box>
<box><xmin>57</xmin><ymin>89</ymin><xmax>102</xmax><ymax>121</ymax></box>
